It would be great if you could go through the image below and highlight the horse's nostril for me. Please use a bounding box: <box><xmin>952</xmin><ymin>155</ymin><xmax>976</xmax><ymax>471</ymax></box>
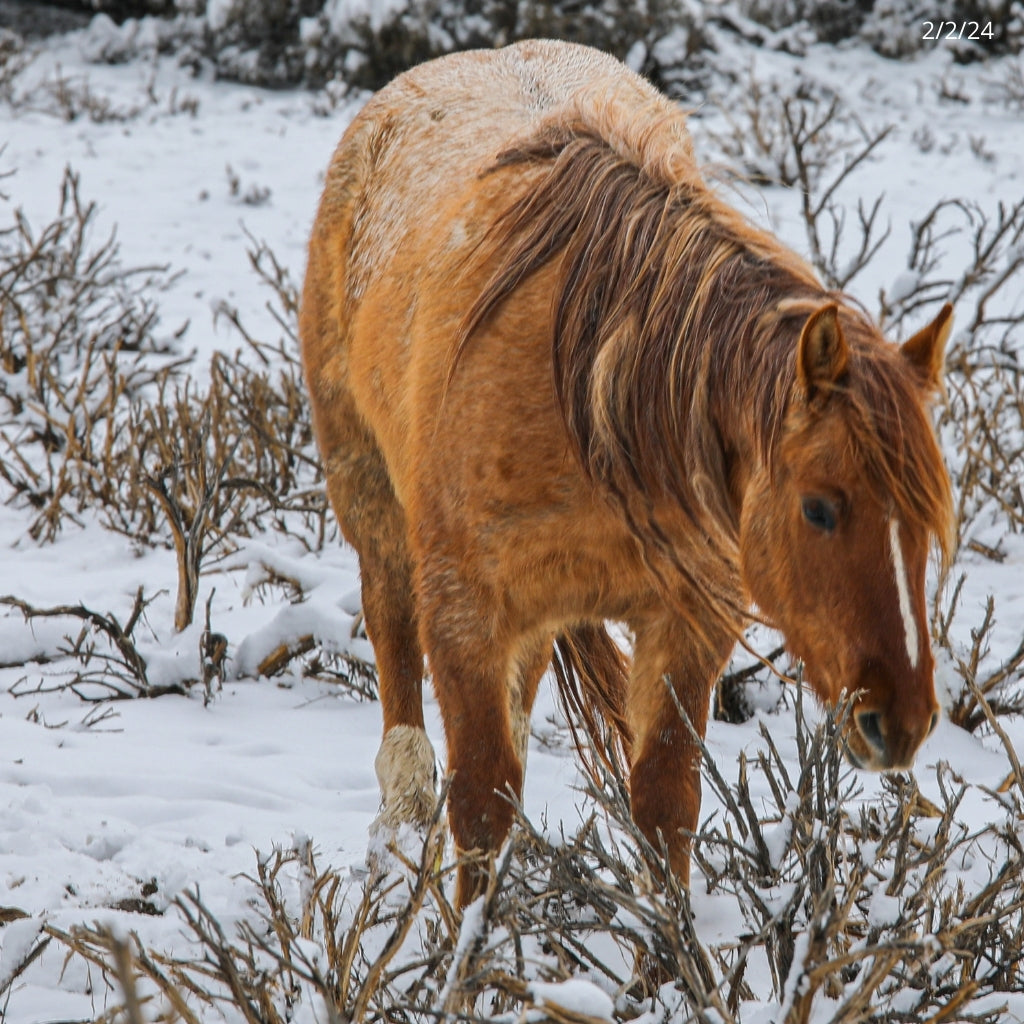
<box><xmin>927</xmin><ymin>710</ymin><xmax>939</xmax><ymax>737</ymax></box>
<box><xmin>857</xmin><ymin>710</ymin><xmax>886</xmax><ymax>754</ymax></box>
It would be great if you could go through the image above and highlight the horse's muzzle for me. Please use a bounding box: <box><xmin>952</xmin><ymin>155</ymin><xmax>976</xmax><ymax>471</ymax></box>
<box><xmin>847</xmin><ymin>707</ymin><xmax>939</xmax><ymax>772</ymax></box>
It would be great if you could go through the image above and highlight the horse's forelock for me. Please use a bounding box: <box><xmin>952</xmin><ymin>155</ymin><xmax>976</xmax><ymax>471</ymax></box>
<box><xmin>842</xmin><ymin>341</ymin><xmax>955</xmax><ymax>569</ymax></box>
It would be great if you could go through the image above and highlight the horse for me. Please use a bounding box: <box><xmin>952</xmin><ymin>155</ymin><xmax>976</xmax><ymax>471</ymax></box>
<box><xmin>299</xmin><ymin>39</ymin><xmax>954</xmax><ymax>908</ymax></box>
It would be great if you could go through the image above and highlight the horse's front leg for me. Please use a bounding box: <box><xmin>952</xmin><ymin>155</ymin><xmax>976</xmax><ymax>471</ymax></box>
<box><xmin>418</xmin><ymin>572</ymin><xmax>527</xmax><ymax>908</ymax></box>
<box><xmin>628</xmin><ymin>614</ymin><xmax>736</xmax><ymax>884</ymax></box>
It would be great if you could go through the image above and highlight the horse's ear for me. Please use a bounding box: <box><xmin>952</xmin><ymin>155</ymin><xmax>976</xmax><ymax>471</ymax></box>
<box><xmin>901</xmin><ymin>302</ymin><xmax>952</xmax><ymax>393</ymax></box>
<box><xmin>797</xmin><ymin>304</ymin><xmax>848</xmax><ymax>403</ymax></box>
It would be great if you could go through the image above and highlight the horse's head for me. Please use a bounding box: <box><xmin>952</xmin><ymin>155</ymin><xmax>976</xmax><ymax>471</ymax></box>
<box><xmin>740</xmin><ymin>302</ymin><xmax>954</xmax><ymax>771</ymax></box>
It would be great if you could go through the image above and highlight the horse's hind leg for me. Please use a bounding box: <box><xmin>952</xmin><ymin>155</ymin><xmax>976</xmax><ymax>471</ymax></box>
<box><xmin>362</xmin><ymin>530</ymin><xmax>437</xmax><ymax>836</ymax></box>
<box><xmin>509</xmin><ymin>634</ymin><xmax>550</xmax><ymax>772</ymax></box>
<box><xmin>314</xmin><ymin>396</ymin><xmax>437</xmax><ymax>837</ymax></box>
<box><xmin>301</xmin><ymin>198</ymin><xmax>436</xmax><ymax>844</ymax></box>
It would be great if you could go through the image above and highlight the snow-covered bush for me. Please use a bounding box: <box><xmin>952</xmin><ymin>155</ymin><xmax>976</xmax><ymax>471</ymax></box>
<box><xmin>55</xmin><ymin>0</ymin><xmax>181</xmax><ymax>16</ymax></box>
<box><xmin>738</xmin><ymin>0</ymin><xmax>1024</xmax><ymax>58</ymax></box>
<box><xmin>51</xmin><ymin>695</ymin><xmax>1024</xmax><ymax>1022</ymax></box>
<box><xmin>35</xmin><ymin>0</ymin><xmax>1024</xmax><ymax>93</ymax></box>
<box><xmin>739</xmin><ymin>0</ymin><xmax>875</xmax><ymax>44</ymax></box>
<box><xmin>70</xmin><ymin>0</ymin><xmax>717</xmax><ymax>92</ymax></box>
<box><xmin>0</xmin><ymin>176</ymin><xmax>329</xmax><ymax>628</ymax></box>
<box><xmin>331</xmin><ymin>0</ymin><xmax>711</xmax><ymax>91</ymax></box>
<box><xmin>861</xmin><ymin>0</ymin><xmax>1024</xmax><ymax>59</ymax></box>
<box><xmin>0</xmin><ymin>169</ymin><xmax>178</xmax><ymax>542</ymax></box>
<box><xmin>0</xmin><ymin>28</ymin><xmax>31</xmax><ymax>104</ymax></box>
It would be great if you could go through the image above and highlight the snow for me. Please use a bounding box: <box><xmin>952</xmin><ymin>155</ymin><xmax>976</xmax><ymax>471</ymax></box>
<box><xmin>530</xmin><ymin>977</ymin><xmax>616</xmax><ymax>1020</ymax></box>
<box><xmin>0</xmin><ymin>16</ymin><xmax>1023</xmax><ymax>1023</ymax></box>
<box><xmin>440</xmin><ymin>895</ymin><xmax>486</xmax><ymax>1006</ymax></box>
<box><xmin>763</xmin><ymin>790</ymin><xmax>800</xmax><ymax>870</ymax></box>
<box><xmin>867</xmin><ymin>889</ymin><xmax>902</xmax><ymax>929</ymax></box>
<box><xmin>204</xmin><ymin>0</ymin><xmax>235</xmax><ymax>32</ymax></box>
<box><xmin>324</xmin><ymin>0</ymin><xmax>408</xmax><ymax>36</ymax></box>
<box><xmin>0</xmin><ymin>919</ymin><xmax>44</xmax><ymax>994</ymax></box>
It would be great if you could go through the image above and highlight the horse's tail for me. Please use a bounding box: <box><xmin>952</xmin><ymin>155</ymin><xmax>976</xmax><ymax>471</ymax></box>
<box><xmin>551</xmin><ymin>624</ymin><xmax>633</xmax><ymax>784</ymax></box>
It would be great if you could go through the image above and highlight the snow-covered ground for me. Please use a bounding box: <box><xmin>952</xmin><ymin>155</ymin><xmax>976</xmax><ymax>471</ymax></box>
<box><xmin>1</xmin><ymin>18</ymin><xmax>1023</xmax><ymax>1023</ymax></box>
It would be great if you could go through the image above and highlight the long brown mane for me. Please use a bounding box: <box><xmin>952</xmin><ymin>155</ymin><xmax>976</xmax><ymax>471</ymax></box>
<box><xmin>458</xmin><ymin>123</ymin><xmax>954</xmax><ymax>626</ymax></box>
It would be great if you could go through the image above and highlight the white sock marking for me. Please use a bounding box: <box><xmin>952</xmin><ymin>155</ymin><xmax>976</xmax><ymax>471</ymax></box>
<box><xmin>889</xmin><ymin>519</ymin><xmax>919</xmax><ymax>670</ymax></box>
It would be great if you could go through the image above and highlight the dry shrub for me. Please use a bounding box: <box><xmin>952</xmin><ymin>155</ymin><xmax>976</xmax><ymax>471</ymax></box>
<box><xmin>0</xmin><ymin>173</ymin><xmax>329</xmax><ymax>632</ymax></box>
<box><xmin>0</xmin><ymin>28</ymin><xmax>32</xmax><ymax>104</ymax></box>
<box><xmin>0</xmin><ymin>588</ymin><xmax>179</xmax><ymax>702</ymax></box>
<box><xmin>714</xmin><ymin>644</ymin><xmax>786</xmax><ymax>724</ymax></box>
<box><xmin>39</xmin><ymin>65</ymin><xmax>151</xmax><ymax>123</ymax></box>
<box><xmin>894</xmin><ymin>199</ymin><xmax>1024</xmax><ymax>555</ymax></box>
<box><xmin>943</xmin><ymin>356</ymin><xmax>1024</xmax><ymax>547</ymax></box>
<box><xmin>105</xmin><ymin>343</ymin><xmax>327</xmax><ymax>631</ymax></box>
<box><xmin>251</xmin><ymin>625</ymin><xmax>377</xmax><ymax>697</ymax></box>
<box><xmin>0</xmin><ymin>174</ymin><xmax>365</xmax><ymax>702</ymax></box>
<box><xmin>707</xmin><ymin>76</ymin><xmax>893</xmax><ymax>290</ymax></box>
<box><xmin>0</xmin><ymin>167</ymin><xmax>181</xmax><ymax>542</ymax></box>
<box><xmin>37</xmin><ymin>691</ymin><xmax>1024</xmax><ymax>1023</ymax></box>
<box><xmin>934</xmin><ymin>579</ymin><xmax>1024</xmax><ymax>732</ymax></box>
<box><xmin>112</xmin><ymin>234</ymin><xmax>329</xmax><ymax>630</ymax></box>
<box><xmin>988</xmin><ymin>55</ymin><xmax>1024</xmax><ymax>108</ymax></box>
<box><xmin>736</xmin><ymin>0</ymin><xmax>1024</xmax><ymax>58</ymax></box>
<box><xmin>694</xmin><ymin>686</ymin><xmax>1024</xmax><ymax>1022</ymax></box>
<box><xmin>708</xmin><ymin>73</ymin><xmax>1024</xmax><ymax>341</ymax></box>
<box><xmin>879</xmin><ymin>197</ymin><xmax>1024</xmax><ymax>338</ymax></box>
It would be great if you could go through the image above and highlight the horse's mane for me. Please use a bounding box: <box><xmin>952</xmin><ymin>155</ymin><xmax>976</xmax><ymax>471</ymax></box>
<box><xmin>457</xmin><ymin>120</ymin><xmax>953</xmax><ymax>624</ymax></box>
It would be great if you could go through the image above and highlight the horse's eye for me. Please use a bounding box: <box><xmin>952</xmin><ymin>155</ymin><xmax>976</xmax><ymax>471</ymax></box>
<box><xmin>802</xmin><ymin>496</ymin><xmax>837</xmax><ymax>533</ymax></box>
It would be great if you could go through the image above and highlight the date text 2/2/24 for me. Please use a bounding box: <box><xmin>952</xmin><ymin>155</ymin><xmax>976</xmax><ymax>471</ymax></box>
<box><xmin>922</xmin><ymin>21</ymin><xmax>994</xmax><ymax>40</ymax></box>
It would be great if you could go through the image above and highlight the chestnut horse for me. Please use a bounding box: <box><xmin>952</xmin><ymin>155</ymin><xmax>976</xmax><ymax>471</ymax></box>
<box><xmin>300</xmin><ymin>39</ymin><xmax>954</xmax><ymax>906</ymax></box>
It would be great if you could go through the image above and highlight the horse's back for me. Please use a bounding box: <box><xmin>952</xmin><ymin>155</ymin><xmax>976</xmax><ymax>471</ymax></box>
<box><xmin>309</xmin><ymin>40</ymin><xmax>690</xmax><ymax>327</ymax></box>
<box><xmin>338</xmin><ymin>37</ymin><xmax>676</xmax><ymax>192</ymax></box>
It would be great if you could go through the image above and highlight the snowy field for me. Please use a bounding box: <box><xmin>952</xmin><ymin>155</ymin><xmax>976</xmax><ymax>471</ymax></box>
<box><xmin>1</xmin><ymin>12</ymin><xmax>1024</xmax><ymax>1023</ymax></box>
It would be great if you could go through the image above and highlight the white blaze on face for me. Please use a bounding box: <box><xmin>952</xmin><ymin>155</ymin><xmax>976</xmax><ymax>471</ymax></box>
<box><xmin>888</xmin><ymin>518</ymin><xmax>920</xmax><ymax>670</ymax></box>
